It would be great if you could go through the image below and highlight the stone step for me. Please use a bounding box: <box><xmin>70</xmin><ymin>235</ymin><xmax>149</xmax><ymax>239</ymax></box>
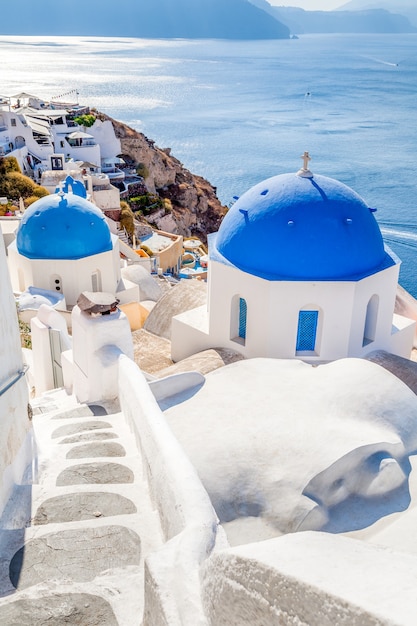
<box><xmin>0</xmin><ymin>592</ymin><xmax>119</xmax><ymax>626</ymax></box>
<box><xmin>0</xmin><ymin>392</ymin><xmax>163</xmax><ymax>625</ymax></box>
<box><xmin>9</xmin><ymin>524</ymin><xmax>141</xmax><ymax>590</ymax></box>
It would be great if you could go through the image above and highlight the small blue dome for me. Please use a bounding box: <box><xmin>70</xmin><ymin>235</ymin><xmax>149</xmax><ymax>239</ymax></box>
<box><xmin>213</xmin><ymin>172</ymin><xmax>394</xmax><ymax>281</ymax></box>
<box><xmin>17</xmin><ymin>193</ymin><xmax>112</xmax><ymax>260</ymax></box>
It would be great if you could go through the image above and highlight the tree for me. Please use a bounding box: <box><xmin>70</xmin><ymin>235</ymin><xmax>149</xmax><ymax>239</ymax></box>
<box><xmin>0</xmin><ymin>157</ymin><xmax>49</xmax><ymax>203</ymax></box>
<box><xmin>119</xmin><ymin>201</ymin><xmax>135</xmax><ymax>240</ymax></box>
<box><xmin>73</xmin><ymin>114</ymin><xmax>96</xmax><ymax>128</ymax></box>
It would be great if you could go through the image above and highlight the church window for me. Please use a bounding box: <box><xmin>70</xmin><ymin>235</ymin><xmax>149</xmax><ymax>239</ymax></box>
<box><xmin>296</xmin><ymin>310</ymin><xmax>318</xmax><ymax>352</ymax></box>
<box><xmin>91</xmin><ymin>270</ymin><xmax>102</xmax><ymax>292</ymax></box>
<box><xmin>230</xmin><ymin>295</ymin><xmax>247</xmax><ymax>346</ymax></box>
<box><xmin>239</xmin><ymin>298</ymin><xmax>247</xmax><ymax>340</ymax></box>
<box><xmin>363</xmin><ymin>294</ymin><xmax>379</xmax><ymax>346</ymax></box>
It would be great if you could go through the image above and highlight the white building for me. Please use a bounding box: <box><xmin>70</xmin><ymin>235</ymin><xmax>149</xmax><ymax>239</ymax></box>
<box><xmin>172</xmin><ymin>156</ymin><xmax>415</xmax><ymax>362</ymax></box>
<box><xmin>7</xmin><ymin>190</ymin><xmax>138</xmax><ymax>309</ymax></box>
<box><xmin>0</xmin><ymin>92</ymin><xmax>122</xmax><ymax>180</ymax></box>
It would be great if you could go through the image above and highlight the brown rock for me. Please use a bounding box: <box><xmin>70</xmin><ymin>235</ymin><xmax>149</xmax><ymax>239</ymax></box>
<box><xmin>98</xmin><ymin>112</ymin><xmax>228</xmax><ymax>243</ymax></box>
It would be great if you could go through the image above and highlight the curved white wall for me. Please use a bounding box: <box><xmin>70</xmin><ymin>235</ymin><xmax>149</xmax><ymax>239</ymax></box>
<box><xmin>118</xmin><ymin>356</ymin><xmax>227</xmax><ymax>626</ymax></box>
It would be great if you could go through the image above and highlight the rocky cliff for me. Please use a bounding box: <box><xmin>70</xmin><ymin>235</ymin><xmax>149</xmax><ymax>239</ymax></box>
<box><xmin>101</xmin><ymin>113</ymin><xmax>227</xmax><ymax>243</ymax></box>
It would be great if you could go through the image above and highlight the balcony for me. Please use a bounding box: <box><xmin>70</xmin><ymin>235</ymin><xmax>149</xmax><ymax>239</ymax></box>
<box><xmin>66</xmin><ymin>131</ymin><xmax>96</xmax><ymax>147</ymax></box>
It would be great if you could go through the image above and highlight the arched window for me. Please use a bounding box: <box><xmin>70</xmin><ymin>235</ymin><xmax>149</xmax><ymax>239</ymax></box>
<box><xmin>363</xmin><ymin>294</ymin><xmax>379</xmax><ymax>346</ymax></box>
<box><xmin>296</xmin><ymin>309</ymin><xmax>319</xmax><ymax>353</ymax></box>
<box><xmin>230</xmin><ymin>295</ymin><xmax>247</xmax><ymax>346</ymax></box>
<box><xmin>91</xmin><ymin>269</ymin><xmax>102</xmax><ymax>292</ymax></box>
<box><xmin>15</xmin><ymin>135</ymin><xmax>26</xmax><ymax>149</ymax></box>
<box><xmin>238</xmin><ymin>298</ymin><xmax>247</xmax><ymax>340</ymax></box>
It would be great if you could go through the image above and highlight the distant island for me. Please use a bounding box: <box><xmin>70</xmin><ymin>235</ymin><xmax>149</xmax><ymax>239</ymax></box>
<box><xmin>1</xmin><ymin>0</ymin><xmax>416</xmax><ymax>38</ymax></box>
<box><xmin>0</xmin><ymin>0</ymin><xmax>290</xmax><ymax>39</ymax></box>
<box><xmin>252</xmin><ymin>0</ymin><xmax>417</xmax><ymax>34</ymax></box>
<box><xmin>268</xmin><ymin>6</ymin><xmax>417</xmax><ymax>34</ymax></box>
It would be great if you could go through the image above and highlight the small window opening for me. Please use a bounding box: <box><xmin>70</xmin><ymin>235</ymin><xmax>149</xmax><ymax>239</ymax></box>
<box><xmin>296</xmin><ymin>310</ymin><xmax>318</xmax><ymax>352</ymax></box>
<box><xmin>239</xmin><ymin>297</ymin><xmax>247</xmax><ymax>340</ymax></box>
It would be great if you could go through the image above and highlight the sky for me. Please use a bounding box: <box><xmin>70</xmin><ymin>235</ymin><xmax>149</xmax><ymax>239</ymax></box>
<box><xmin>269</xmin><ymin>0</ymin><xmax>346</xmax><ymax>9</ymax></box>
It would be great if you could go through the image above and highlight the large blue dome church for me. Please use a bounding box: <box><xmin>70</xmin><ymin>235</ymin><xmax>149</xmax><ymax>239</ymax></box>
<box><xmin>171</xmin><ymin>153</ymin><xmax>414</xmax><ymax>364</ymax></box>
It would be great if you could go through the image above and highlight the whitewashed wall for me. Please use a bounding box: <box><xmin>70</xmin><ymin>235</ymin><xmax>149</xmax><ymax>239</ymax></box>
<box><xmin>8</xmin><ymin>237</ymin><xmax>121</xmax><ymax>307</ymax></box>
<box><xmin>0</xmin><ymin>229</ymin><xmax>31</xmax><ymax>514</ymax></box>
<box><xmin>118</xmin><ymin>356</ymin><xmax>227</xmax><ymax>626</ymax></box>
<box><xmin>88</xmin><ymin>119</ymin><xmax>122</xmax><ymax>159</ymax></box>
<box><xmin>172</xmin><ymin>258</ymin><xmax>413</xmax><ymax>362</ymax></box>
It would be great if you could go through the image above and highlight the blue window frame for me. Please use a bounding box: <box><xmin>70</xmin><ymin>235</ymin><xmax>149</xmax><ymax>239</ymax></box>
<box><xmin>296</xmin><ymin>310</ymin><xmax>318</xmax><ymax>352</ymax></box>
<box><xmin>239</xmin><ymin>298</ymin><xmax>247</xmax><ymax>339</ymax></box>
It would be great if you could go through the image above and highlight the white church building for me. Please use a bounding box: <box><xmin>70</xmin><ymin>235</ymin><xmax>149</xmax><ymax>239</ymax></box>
<box><xmin>7</xmin><ymin>188</ymin><xmax>138</xmax><ymax>309</ymax></box>
<box><xmin>172</xmin><ymin>154</ymin><xmax>415</xmax><ymax>363</ymax></box>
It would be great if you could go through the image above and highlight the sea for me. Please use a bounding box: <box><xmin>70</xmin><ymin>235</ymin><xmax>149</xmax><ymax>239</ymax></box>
<box><xmin>2</xmin><ymin>34</ymin><xmax>417</xmax><ymax>295</ymax></box>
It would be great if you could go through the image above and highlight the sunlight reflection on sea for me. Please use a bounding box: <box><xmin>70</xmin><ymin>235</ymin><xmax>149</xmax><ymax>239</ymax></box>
<box><xmin>2</xmin><ymin>33</ymin><xmax>417</xmax><ymax>294</ymax></box>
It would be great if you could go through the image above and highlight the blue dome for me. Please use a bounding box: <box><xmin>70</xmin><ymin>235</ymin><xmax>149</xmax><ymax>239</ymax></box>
<box><xmin>213</xmin><ymin>172</ymin><xmax>394</xmax><ymax>281</ymax></box>
<box><xmin>17</xmin><ymin>193</ymin><xmax>112</xmax><ymax>260</ymax></box>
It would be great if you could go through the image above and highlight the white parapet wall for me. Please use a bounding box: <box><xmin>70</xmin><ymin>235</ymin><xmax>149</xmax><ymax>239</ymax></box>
<box><xmin>200</xmin><ymin>531</ymin><xmax>417</xmax><ymax>626</ymax></box>
<box><xmin>118</xmin><ymin>356</ymin><xmax>227</xmax><ymax>626</ymax></box>
<box><xmin>72</xmin><ymin>305</ymin><xmax>134</xmax><ymax>404</ymax></box>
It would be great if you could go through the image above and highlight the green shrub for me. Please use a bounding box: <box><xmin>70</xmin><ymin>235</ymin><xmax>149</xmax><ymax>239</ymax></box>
<box><xmin>19</xmin><ymin>318</ymin><xmax>32</xmax><ymax>349</ymax></box>
<box><xmin>0</xmin><ymin>166</ymin><xmax>50</xmax><ymax>201</ymax></box>
<box><xmin>136</xmin><ymin>163</ymin><xmax>149</xmax><ymax>179</ymax></box>
<box><xmin>163</xmin><ymin>198</ymin><xmax>172</xmax><ymax>213</ymax></box>
<box><xmin>128</xmin><ymin>193</ymin><xmax>163</xmax><ymax>215</ymax></box>
<box><xmin>5</xmin><ymin>172</ymin><xmax>37</xmax><ymax>200</ymax></box>
<box><xmin>24</xmin><ymin>195</ymin><xmax>42</xmax><ymax>207</ymax></box>
<box><xmin>74</xmin><ymin>114</ymin><xmax>96</xmax><ymax>127</ymax></box>
<box><xmin>0</xmin><ymin>156</ymin><xmax>20</xmax><ymax>176</ymax></box>
<box><xmin>119</xmin><ymin>203</ymin><xmax>135</xmax><ymax>239</ymax></box>
<box><xmin>32</xmin><ymin>185</ymin><xmax>49</xmax><ymax>198</ymax></box>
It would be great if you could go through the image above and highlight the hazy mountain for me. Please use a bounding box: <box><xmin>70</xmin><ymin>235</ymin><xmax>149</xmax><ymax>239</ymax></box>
<box><xmin>0</xmin><ymin>0</ymin><xmax>290</xmax><ymax>39</ymax></box>
<box><xmin>339</xmin><ymin>0</ymin><xmax>417</xmax><ymax>27</ymax></box>
<box><xmin>255</xmin><ymin>4</ymin><xmax>416</xmax><ymax>34</ymax></box>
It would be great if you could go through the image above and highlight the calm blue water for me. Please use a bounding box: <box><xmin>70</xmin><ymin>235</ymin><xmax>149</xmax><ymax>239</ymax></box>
<box><xmin>2</xmin><ymin>34</ymin><xmax>417</xmax><ymax>294</ymax></box>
